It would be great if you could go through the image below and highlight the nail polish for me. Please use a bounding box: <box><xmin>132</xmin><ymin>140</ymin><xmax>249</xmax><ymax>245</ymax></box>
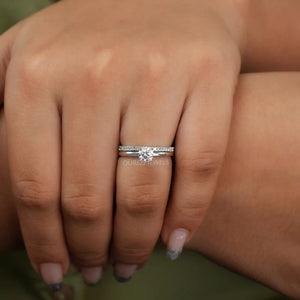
<box><xmin>114</xmin><ymin>263</ymin><xmax>137</xmax><ymax>283</ymax></box>
<box><xmin>166</xmin><ymin>228</ymin><xmax>189</xmax><ymax>260</ymax></box>
<box><xmin>81</xmin><ymin>266</ymin><xmax>103</xmax><ymax>286</ymax></box>
<box><xmin>49</xmin><ymin>282</ymin><xmax>63</xmax><ymax>292</ymax></box>
<box><xmin>40</xmin><ymin>263</ymin><xmax>63</xmax><ymax>292</ymax></box>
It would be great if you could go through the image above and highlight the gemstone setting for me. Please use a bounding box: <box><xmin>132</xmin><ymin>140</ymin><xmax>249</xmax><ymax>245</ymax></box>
<box><xmin>138</xmin><ymin>147</ymin><xmax>154</xmax><ymax>162</ymax></box>
<box><xmin>118</xmin><ymin>145</ymin><xmax>174</xmax><ymax>161</ymax></box>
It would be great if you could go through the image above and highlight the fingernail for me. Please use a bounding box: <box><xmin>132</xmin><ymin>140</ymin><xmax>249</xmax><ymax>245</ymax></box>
<box><xmin>81</xmin><ymin>266</ymin><xmax>103</xmax><ymax>286</ymax></box>
<box><xmin>114</xmin><ymin>263</ymin><xmax>137</xmax><ymax>283</ymax></box>
<box><xmin>40</xmin><ymin>263</ymin><xmax>63</xmax><ymax>292</ymax></box>
<box><xmin>166</xmin><ymin>228</ymin><xmax>189</xmax><ymax>260</ymax></box>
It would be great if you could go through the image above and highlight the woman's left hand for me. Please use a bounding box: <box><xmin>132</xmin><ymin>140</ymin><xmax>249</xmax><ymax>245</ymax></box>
<box><xmin>0</xmin><ymin>0</ymin><xmax>246</xmax><ymax>286</ymax></box>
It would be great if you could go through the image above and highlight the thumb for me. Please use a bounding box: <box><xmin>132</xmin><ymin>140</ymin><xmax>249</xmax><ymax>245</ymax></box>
<box><xmin>0</xmin><ymin>22</ymin><xmax>22</xmax><ymax>107</ymax></box>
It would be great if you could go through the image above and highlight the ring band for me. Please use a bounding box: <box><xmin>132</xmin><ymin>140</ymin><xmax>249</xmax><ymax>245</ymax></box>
<box><xmin>118</xmin><ymin>146</ymin><xmax>174</xmax><ymax>162</ymax></box>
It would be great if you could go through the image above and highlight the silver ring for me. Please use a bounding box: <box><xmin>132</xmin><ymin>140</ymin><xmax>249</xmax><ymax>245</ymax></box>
<box><xmin>118</xmin><ymin>146</ymin><xmax>174</xmax><ymax>162</ymax></box>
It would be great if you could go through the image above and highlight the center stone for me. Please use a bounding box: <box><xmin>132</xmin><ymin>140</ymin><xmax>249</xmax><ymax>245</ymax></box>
<box><xmin>138</xmin><ymin>147</ymin><xmax>154</xmax><ymax>162</ymax></box>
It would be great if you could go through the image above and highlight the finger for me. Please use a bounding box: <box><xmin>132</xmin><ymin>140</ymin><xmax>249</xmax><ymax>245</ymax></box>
<box><xmin>0</xmin><ymin>22</ymin><xmax>23</xmax><ymax>106</ymax></box>
<box><xmin>61</xmin><ymin>73</ymin><xmax>121</xmax><ymax>286</ymax></box>
<box><xmin>113</xmin><ymin>60</ymin><xmax>187</xmax><ymax>282</ymax></box>
<box><xmin>4</xmin><ymin>59</ymin><xmax>68</xmax><ymax>291</ymax></box>
<box><xmin>161</xmin><ymin>60</ymin><xmax>239</xmax><ymax>260</ymax></box>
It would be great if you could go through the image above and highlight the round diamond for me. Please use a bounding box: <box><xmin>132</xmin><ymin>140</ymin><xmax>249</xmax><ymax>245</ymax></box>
<box><xmin>138</xmin><ymin>147</ymin><xmax>154</xmax><ymax>162</ymax></box>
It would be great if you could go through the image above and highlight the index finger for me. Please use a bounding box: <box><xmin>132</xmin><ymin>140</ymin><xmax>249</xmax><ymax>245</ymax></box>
<box><xmin>4</xmin><ymin>62</ymin><xmax>69</xmax><ymax>292</ymax></box>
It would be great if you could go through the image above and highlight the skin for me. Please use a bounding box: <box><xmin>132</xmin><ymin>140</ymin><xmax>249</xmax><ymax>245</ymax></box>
<box><xmin>0</xmin><ymin>0</ymin><xmax>300</xmax><ymax>287</ymax></box>
<box><xmin>189</xmin><ymin>73</ymin><xmax>300</xmax><ymax>299</ymax></box>
<box><xmin>243</xmin><ymin>0</ymin><xmax>300</xmax><ymax>71</ymax></box>
<box><xmin>0</xmin><ymin>0</ymin><xmax>246</xmax><ymax>283</ymax></box>
<box><xmin>1</xmin><ymin>72</ymin><xmax>300</xmax><ymax>298</ymax></box>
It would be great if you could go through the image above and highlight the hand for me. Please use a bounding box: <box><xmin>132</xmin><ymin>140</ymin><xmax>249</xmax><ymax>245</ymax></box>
<box><xmin>1</xmin><ymin>72</ymin><xmax>300</xmax><ymax>299</ymax></box>
<box><xmin>0</xmin><ymin>0</ymin><xmax>246</xmax><ymax>288</ymax></box>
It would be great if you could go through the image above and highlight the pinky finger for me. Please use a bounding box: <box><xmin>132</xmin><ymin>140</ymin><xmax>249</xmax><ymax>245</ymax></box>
<box><xmin>161</xmin><ymin>72</ymin><xmax>237</xmax><ymax>260</ymax></box>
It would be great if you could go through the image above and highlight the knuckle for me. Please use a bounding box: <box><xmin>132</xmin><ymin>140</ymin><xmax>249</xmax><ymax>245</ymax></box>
<box><xmin>119</xmin><ymin>182</ymin><xmax>164</xmax><ymax>216</ymax></box>
<box><xmin>203</xmin><ymin>46</ymin><xmax>226</xmax><ymax>67</ymax></box>
<box><xmin>83</xmin><ymin>49</ymin><xmax>115</xmax><ymax>85</ymax></box>
<box><xmin>26</xmin><ymin>240</ymin><xmax>64</xmax><ymax>262</ymax></box>
<box><xmin>71</xmin><ymin>251</ymin><xmax>108</xmax><ymax>267</ymax></box>
<box><xmin>13</xmin><ymin>179</ymin><xmax>56</xmax><ymax>209</ymax></box>
<box><xmin>63</xmin><ymin>184</ymin><xmax>108</xmax><ymax>222</ymax></box>
<box><xmin>131</xmin><ymin>45</ymin><xmax>169</xmax><ymax>84</ymax></box>
<box><xmin>63</xmin><ymin>195</ymin><xmax>106</xmax><ymax>223</ymax></box>
<box><xmin>194</xmin><ymin>44</ymin><xmax>235</xmax><ymax>76</ymax></box>
<box><xmin>114</xmin><ymin>244</ymin><xmax>151</xmax><ymax>263</ymax></box>
<box><xmin>17</xmin><ymin>53</ymin><xmax>48</xmax><ymax>83</ymax></box>
<box><xmin>143</xmin><ymin>49</ymin><xmax>169</xmax><ymax>79</ymax></box>
<box><xmin>178</xmin><ymin>150</ymin><xmax>222</xmax><ymax>181</ymax></box>
<box><xmin>176</xmin><ymin>199</ymin><xmax>209</xmax><ymax>222</ymax></box>
<box><xmin>198</xmin><ymin>49</ymin><xmax>225</xmax><ymax>74</ymax></box>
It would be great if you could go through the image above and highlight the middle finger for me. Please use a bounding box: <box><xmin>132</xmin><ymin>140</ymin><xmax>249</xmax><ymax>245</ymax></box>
<box><xmin>61</xmin><ymin>72</ymin><xmax>121</xmax><ymax>285</ymax></box>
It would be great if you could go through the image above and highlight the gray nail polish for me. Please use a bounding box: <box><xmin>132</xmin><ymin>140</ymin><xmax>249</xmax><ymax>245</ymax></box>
<box><xmin>113</xmin><ymin>263</ymin><xmax>137</xmax><ymax>283</ymax></box>
<box><xmin>85</xmin><ymin>278</ymin><xmax>102</xmax><ymax>287</ymax></box>
<box><xmin>166</xmin><ymin>229</ymin><xmax>189</xmax><ymax>261</ymax></box>
<box><xmin>166</xmin><ymin>249</ymin><xmax>182</xmax><ymax>261</ymax></box>
<box><xmin>114</xmin><ymin>274</ymin><xmax>133</xmax><ymax>283</ymax></box>
<box><xmin>40</xmin><ymin>263</ymin><xmax>63</xmax><ymax>292</ymax></box>
<box><xmin>49</xmin><ymin>282</ymin><xmax>63</xmax><ymax>292</ymax></box>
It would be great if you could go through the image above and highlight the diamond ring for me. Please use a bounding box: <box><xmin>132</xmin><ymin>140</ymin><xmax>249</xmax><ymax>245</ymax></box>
<box><xmin>118</xmin><ymin>146</ymin><xmax>174</xmax><ymax>162</ymax></box>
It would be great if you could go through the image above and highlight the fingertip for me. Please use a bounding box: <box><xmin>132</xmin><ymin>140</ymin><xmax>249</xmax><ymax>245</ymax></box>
<box><xmin>165</xmin><ymin>228</ymin><xmax>189</xmax><ymax>261</ymax></box>
<box><xmin>113</xmin><ymin>263</ymin><xmax>137</xmax><ymax>283</ymax></box>
<box><xmin>40</xmin><ymin>263</ymin><xmax>64</xmax><ymax>291</ymax></box>
<box><xmin>81</xmin><ymin>266</ymin><xmax>103</xmax><ymax>286</ymax></box>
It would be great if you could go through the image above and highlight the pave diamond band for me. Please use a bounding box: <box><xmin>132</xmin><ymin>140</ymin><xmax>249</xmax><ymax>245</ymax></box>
<box><xmin>118</xmin><ymin>146</ymin><xmax>174</xmax><ymax>162</ymax></box>
<box><xmin>119</xmin><ymin>146</ymin><xmax>174</xmax><ymax>152</ymax></box>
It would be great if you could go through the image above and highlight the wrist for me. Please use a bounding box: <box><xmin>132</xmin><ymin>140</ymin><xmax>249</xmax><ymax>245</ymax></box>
<box><xmin>186</xmin><ymin>72</ymin><xmax>300</xmax><ymax>298</ymax></box>
<box><xmin>207</xmin><ymin>0</ymin><xmax>249</xmax><ymax>54</ymax></box>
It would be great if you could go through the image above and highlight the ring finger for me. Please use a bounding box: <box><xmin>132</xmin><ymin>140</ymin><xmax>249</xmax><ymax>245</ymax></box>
<box><xmin>112</xmin><ymin>61</ymin><xmax>187</xmax><ymax>281</ymax></box>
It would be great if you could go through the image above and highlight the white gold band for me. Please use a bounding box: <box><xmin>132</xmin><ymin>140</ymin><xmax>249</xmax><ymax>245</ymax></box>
<box><xmin>118</xmin><ymin>146</ymin><xmax>174</xmax><ymax>152</ymax></box>
<box><xmin>118</xmin><ymin>146</ymin><xmax>174</xmax><ymax>162</ymax></box>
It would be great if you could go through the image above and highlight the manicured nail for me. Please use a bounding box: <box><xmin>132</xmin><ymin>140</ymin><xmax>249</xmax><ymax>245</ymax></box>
<box><xmin>166</xmin><ymin>228</ymin><xmax>189</xmax><ymax>260</ymax></box>
<box><xmin>40</xmin><ymin>263</ymin><xmax>63</xmax><ymax>292</ymax></box>
<box><xmin>81</xmin><ymin>266</ymin><xmax>103</xmax><ymax>286</ymax></box>
<box><xmin>114</xmin><ymin>263</ymin><xmax>137</xmax><ymax>283</ymax></box>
